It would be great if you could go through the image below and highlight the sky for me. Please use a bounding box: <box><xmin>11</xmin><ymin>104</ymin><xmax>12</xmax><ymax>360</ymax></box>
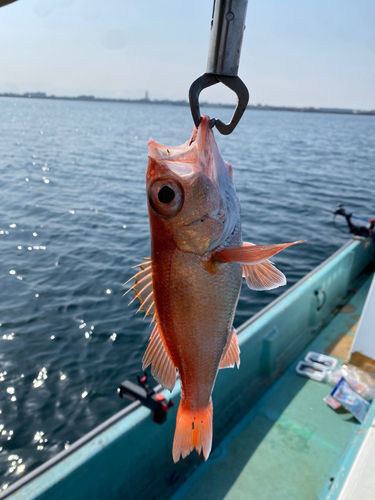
<box><xmin>0</xmin><ymin>0</ymin><xmax>374</xmax><ymax>109</ymax></box>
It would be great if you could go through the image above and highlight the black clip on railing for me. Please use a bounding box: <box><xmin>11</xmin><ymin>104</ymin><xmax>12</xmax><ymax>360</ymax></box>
<box><xmin>118</xmin><ymin>372</ymin><xmax>174</xmax><ymax>425</ymax></box>
<box><xmin>189</xmin><ymin>0</ymin><xmax>250</xmax><ymax>135</ymax></box>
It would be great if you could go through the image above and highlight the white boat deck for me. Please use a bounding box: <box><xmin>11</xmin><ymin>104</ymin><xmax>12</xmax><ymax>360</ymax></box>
<box><xmin>338</xmin><ymin>417</ymin><xmax>375</xmax><ymax>499</ymax></box>
<box><xmin>339</xmin><ymin>273</ymin><xmax>375</xmax><ymax>500</ymax></box>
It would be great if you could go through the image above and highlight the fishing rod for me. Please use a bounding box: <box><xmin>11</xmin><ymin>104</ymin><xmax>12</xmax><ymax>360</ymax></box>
<box><xmin>189</xmin><ymin>0</ymin><xmax>249</xmax><ymax>135</ymax></box>
<box><xmin>252</xmin><ymin>198</ymin><xmax>374</xmax><ymax>240</ymax></box>
<box><xmin>333</xmin><ymin>205</ymin><xmax>375</xmax><ymax>239</ymax></box>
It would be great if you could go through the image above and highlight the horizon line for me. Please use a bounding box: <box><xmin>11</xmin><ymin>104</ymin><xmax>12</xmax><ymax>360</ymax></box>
<box><xmin>1</xmin><ymin>91</ymin><xmax>374</xmax><ymax>117</ymax></box>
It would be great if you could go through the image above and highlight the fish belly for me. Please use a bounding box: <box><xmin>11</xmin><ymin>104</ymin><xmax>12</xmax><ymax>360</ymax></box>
<box><xmin>152</xmin><ymin>238</ymin><xmax>242</xmax><ymax>408</ymax></box>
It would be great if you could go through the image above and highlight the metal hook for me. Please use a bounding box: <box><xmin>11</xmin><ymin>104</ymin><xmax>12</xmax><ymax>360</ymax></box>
<box><xmin>189</xmin><ymin>0</ymin><xmax>249</xmax><ymax>134</ymax></box>
<box><xmin>189</xmin><ymin>73</ymin><xmax>249</xmax><ymax>135</ymax></box>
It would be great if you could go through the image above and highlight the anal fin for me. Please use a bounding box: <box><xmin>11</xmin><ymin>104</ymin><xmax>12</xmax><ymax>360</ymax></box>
<box><xmin>143</xmin><ymin>322</ymin><xmax>176</xmax><ymax>392</ymax></box>
<box><xmin>220</xmin><ymin>328</ymin><xmax>240</xmax><ymax>369</ymax></box>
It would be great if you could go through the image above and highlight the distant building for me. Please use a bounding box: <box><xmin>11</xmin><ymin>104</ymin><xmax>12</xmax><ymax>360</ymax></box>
<box><xmin>77</xmin><ymin>95</ymin><xmax>95</xmax><ymax>100</ymax></box>
<box><xmin>141</xmin><ymin>91</ymin><xmax>150</xmax><ymax>102</ymax></box>
<box><xmin>23</xmin><ymin>92</ymin><xmax>47</xmax><ymax>98</ymax></box>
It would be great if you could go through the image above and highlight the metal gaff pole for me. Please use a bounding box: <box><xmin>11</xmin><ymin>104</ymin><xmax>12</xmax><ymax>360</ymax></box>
<box><xmin>189</xmin><ymin>0</ymin><xmax>249</xmax><ymax>135</ymax></box>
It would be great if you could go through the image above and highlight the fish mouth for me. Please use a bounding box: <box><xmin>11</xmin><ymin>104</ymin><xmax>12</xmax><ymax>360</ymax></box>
<box><xmin>188</xmin><ymin>116</ymin><xmax>216</xmax><ymax>179</ymax></box>
<box><xmin>147</xmin><ymin>116</ymin><xmax>217</xmax><ymax>180</ymax></box>
<box><xmin>188</xmin><ymin>115</ymin><xmax>211</xmax><ymax>146</ymax></box>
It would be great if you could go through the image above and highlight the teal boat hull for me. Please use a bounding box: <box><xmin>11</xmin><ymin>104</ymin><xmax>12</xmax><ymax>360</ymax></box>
<box><xmin>2</xmin><ymin>237</ymin><xmax>374</xmax><ymax>500</ymax></box>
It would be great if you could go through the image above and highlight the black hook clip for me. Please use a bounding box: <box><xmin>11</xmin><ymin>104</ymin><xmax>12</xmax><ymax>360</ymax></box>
<box><xmin>189</xmin><ymin>73</ymin><xmax>249</xmax><ymax>135</ymax></box>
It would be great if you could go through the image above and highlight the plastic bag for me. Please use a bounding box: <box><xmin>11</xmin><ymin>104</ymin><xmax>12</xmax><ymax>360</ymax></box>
<box><xmin>327</xmin><ymin>364</ymin><xmax>375</xmax><ymax>402</ymax></box>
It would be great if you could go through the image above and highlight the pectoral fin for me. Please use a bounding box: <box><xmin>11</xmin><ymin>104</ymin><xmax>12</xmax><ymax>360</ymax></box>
<box><xmin>213</xmin><ymin>240</ymin><xmax>304</xmax><ymax>291</ymax></box>
<box><xmin>220</xmin><ymin>328</ymin><xmax>240</xmax><ymax>369</ymax></box>
<box><xmin>242</xmin><ymin>258</ymin><xmax>286</xmax><ymax>290</ymax></box>
<box><xmin>241</xmin><ymin>242</ymin><xmax>287</xmax><ymax>291</ymax></box>
<box><xmin>214</xmin><ymin>240</ymin><xmax>304</xmax><ymax>265</ymax></box>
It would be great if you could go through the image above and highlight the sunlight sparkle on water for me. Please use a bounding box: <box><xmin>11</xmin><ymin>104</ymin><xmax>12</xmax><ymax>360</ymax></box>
<box><xmin>16</xmin><ymin>464</ymin><xmax>25</xmax><ymax>474</ymax></box>
<box><xmin>33</xmin><ymin>368</ymin><xmax>47</xmax><ymax>388</ymax></box>
<box><xmin>33</xmin><ymin>431</ymin><xmax>45</xmax><ymax>444</ymax></box>
<box><xmin>2</xmin><ymin>333</ymin><xmax>14</xmax><ymax>341</ymax></box>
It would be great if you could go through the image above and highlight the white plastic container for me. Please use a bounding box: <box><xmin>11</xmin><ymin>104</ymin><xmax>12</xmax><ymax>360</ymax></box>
<box><xmin>305</xmin><ymin>351</ymin><xmax>337</xmax><ymax>371</ymax></box>
<box><xmin>296</xmin><ymin>360</ymin><xmax>327</xmax><ymax>382</ymax></box>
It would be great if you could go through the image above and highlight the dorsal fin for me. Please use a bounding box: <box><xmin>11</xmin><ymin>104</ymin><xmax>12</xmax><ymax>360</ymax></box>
<box><xmin>220</xmin><ymin>328</ymin><xmax>240</xmax><ymax>369</ymax></box>
<box><xmin>125</xmin><ymin>258</ymin><xmax>155</xmax><ymax>319</ymax></box>
<box><xmin>143</xmin><ymin>323</ymin><xmax>176</xmax><ymax>392</ymax></box>
<box><xmin>126</xmin><ymin>258</ymin><xmax>175</xmax><ymax>391</ymax></box>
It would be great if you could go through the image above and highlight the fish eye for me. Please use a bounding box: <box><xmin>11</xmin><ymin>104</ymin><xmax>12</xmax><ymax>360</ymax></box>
<box><xmin>148</xmin><ymin>179</ymin><xmax>184</xmax><ymax>218</ymax></box>
<box><xmin>158</xmin><ymin>185</ymin><xmax>175</xmax><ymax>204</ymax></box>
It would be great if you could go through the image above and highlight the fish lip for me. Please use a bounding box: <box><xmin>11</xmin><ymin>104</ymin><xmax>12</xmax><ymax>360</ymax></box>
<box><xmin>188</xmin><ymin>115</ymin><xmax>211</xmax><ymax>148</ymax></box>
<box><xmin>147</xmin><ymin>116</ymin><xmax>214</xmax><ymax>179</ymax></box>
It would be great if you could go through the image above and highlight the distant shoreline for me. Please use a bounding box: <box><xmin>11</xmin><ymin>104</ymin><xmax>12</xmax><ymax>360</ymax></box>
<box><xmin>1</xmin><ymin>92</ymin><xmax>374</xmax><ymax>116</ymax></box>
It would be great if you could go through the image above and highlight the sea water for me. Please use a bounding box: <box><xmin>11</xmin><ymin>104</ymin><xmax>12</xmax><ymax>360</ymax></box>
<box><xmin>0</xmin><ymin>97</ymin><xmax>374</xmax><ymax>487</ymax></box>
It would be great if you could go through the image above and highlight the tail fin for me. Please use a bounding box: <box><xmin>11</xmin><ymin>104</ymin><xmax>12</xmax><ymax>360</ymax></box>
<box><xmin>172</xmin><ymin>399</ymin><xmax>213</xmax><ymax>463</ymax></box>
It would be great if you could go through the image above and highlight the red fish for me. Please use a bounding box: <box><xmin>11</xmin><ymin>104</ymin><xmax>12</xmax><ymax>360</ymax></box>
<box><xmin>127</xmin><ymin>116</ymin><xmax>303</xmax><ymax>462</ymax></box>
